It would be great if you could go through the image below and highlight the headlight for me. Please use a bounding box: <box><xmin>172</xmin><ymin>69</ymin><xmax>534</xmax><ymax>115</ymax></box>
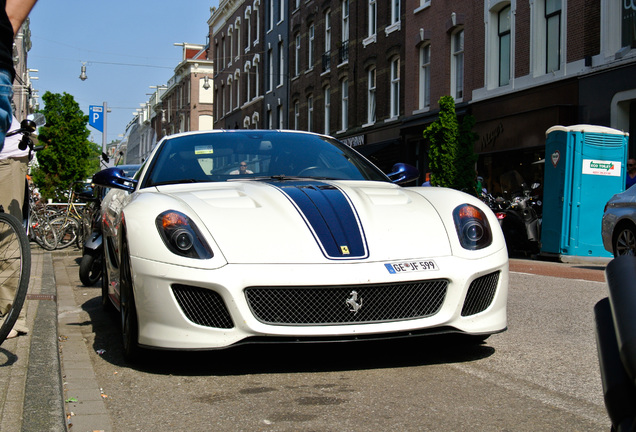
<box><xmin>453</xmin><ymin>204</ymin><xmax>493</xmax><ymax>250</ymax></box>
<box><xmin>155</xmin><ymin>210</ymin><xmax>213</xmax><ymax>259</ymax></box>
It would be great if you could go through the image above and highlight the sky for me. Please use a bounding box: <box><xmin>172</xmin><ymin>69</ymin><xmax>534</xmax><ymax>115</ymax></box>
<box><xmin>27</xmin><ymin>0</ymin><xmax>218</xmax><ymax>145</ymax></box>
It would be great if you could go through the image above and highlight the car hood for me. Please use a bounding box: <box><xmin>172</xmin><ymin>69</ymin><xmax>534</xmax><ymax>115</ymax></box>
<box><xmin>156</xmin><ymin>180</ymin><xmax>453</xmax><ymax>264</ymax></box>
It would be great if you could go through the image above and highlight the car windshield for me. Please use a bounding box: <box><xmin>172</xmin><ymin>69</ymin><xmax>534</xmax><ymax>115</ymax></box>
<box><xmin>141</xmin><ymin>130</ymin><xmax>389</xmax><ymax>188</ymax></box>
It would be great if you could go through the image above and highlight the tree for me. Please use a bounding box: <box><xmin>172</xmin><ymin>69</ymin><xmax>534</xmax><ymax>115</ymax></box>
<box><xmin>422</xmin><ymin>95</ymin><xmax>479</xmax><ymax>195</ymax></box>
<box><xmin>31</xmin><ymin>92</ymin><xmax>95</xmax><ymax>201</ymax></box>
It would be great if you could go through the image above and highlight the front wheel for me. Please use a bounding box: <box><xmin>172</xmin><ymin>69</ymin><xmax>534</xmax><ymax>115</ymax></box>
<box><xmin>49</xmin><ymin>216</ymin><xmax>80</xmax><ymax>249</ymax></box>
<box><xmin>79</xmin><ymin>253</ymin><xmax>102</xmax><ymax>286</ymax></box>
<box><xmin>613</xmin><ymin>225</ymin><xmax>636</xmax><ymax>257</ymax></box>
<box><xmin>32</xmin><ymin>219</ymin><xmax>58</xmax><ymax>251</ymax></box>
<box><xmin>0</xmin><ymin>212</ymin><xmax>31</xmax><ymax>345</ymax></box>
<box><xmin>120</xmin><ymin>239</ymin><xmax>143</xmax><ymax>362</ymax></box>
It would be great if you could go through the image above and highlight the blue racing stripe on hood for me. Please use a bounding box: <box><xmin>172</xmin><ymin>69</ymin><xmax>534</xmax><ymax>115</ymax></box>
<box><xmin>268</xmin><ymin>180</ymin><xmax>368</xmax><ymax>259</ymax></box>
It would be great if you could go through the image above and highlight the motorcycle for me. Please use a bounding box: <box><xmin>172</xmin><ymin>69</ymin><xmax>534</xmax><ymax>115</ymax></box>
<box><xmin>482</xmin><ymin>171</ymin><xmax>542</xmax><ymax>256</ymax></box>
<box><xmin>78</xmin><ymin>184</ymin><xmax>105</xmax><ymax>286</ymax></box>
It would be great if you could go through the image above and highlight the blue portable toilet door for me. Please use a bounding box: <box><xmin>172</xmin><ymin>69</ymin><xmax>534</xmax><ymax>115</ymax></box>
<box><xmin>569</xmin><ymin>131</ymin><xmax>627</xmax><ymax>257</ymax></box>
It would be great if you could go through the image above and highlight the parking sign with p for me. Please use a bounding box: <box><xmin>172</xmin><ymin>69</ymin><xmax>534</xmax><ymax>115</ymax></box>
<box><xmin>89</xmin><ymin>105</ymin><xmax>104</xmax><ymax>132</ymax></box>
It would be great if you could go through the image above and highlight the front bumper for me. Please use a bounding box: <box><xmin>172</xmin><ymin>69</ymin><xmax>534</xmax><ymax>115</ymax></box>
<box><xmin>129</xmin><ymin>251</ymin><xmax>509</xmax><ymax>350</ymax></box>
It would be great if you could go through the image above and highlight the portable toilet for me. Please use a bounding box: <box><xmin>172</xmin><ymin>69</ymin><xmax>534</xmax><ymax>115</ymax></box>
<box><xmin>541</xmin><ymin>125</ymin><xmax>628</xmax><ymax>259</ymax></box>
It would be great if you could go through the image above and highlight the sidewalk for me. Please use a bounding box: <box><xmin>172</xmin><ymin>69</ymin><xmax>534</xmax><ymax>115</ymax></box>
<box><xmin>0</xmin><ymin>246</ymin><xmax>66</xmax><ymax>431</ymax></box>
<box><xmin>0</xmin><ymin>246</ymin><xmax>113</xmax><ymax>432</ymax></box>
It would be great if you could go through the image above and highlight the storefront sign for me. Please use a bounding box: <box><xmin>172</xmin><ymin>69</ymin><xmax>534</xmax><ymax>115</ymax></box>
<box><xmin>582</xmin><ymin>159</ymin><xmax>621</xmax><ymax>176</ymax></box>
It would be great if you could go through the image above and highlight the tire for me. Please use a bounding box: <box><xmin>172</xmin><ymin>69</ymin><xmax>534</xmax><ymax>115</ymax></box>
<box><xmin>33</xmin><ymin>219</ymin><xmax>58</xmax><ymax>251</ymax></box>
<box><xmin>0</xmin><ymin>212</ymin><xmax>31</xmax><ymax>345</ymax></box>
<box><xmin>49</xmin><ymin>216</ymin><xmax>79</xmax><ymax>249</ymax></box>
<box><xmin>101</xmin><ymin>248</ymin><xmax>113</xmax><ymax>311</ymax></box>
<box><xmin>613</xmin><ymin>225</ymin><xmax>636</xmax><ymax>257</ymax></box>
<box><xmin>79</xmin><ymin>253</ymin><xmax>102</xmax><ymax>286</ymax></box>
<box><xmin>120</xmin><ymin>239</ymin><xmax>143</xmax><ymax>362</ymax></box>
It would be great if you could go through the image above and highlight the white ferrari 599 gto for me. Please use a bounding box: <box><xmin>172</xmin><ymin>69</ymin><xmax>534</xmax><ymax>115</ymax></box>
<box><xmin>93</xmin><ymin>129</ymin><xmax>508</xmax><ymax>362</ymax></box>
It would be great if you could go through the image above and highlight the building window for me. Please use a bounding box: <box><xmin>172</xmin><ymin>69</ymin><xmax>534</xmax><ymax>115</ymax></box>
<box><xmin>294</xmin><ymin>100</ymin><xmax>300</xmax><ymax>129</ymax></box>
<box><xmin>323</xmin><ymin>10</ymin><xmax>331</xmax><ymax>72</ymax></box>
<box><xmin>324</xmin><ymin>85</ymin><xmax>331</xmax><ymax>135</ymax></box>
<box><xmin>278</xmin><ymin>40</ymin><xmax>284</xmax><ymax>87</ymax></box>
<box><xmin>546</xmin><ymin>0</ymin><xmax>561</xmax><ymax>72</ymax></box>
<box><xmin>342</xmin><ymin>0</ymin><xmax>349</xmax><ymax>42</ymax></box>
<box><xmin>390</xmin><ymin>59</ymin><xmax>399</xmax><ymax>118</ymax></box>
<box><xmin>245</xmin><ymin>11</ymin><xmax>251</xmax><ymax>51</ymax></box>
<box><xmin>499</xmin><ymin>5</ymin><xmax>511</xmax><ymax>86</ymax></box>
<box><xmin>254</xmin><ymin>56</ymin><xmax>260</xmax><ymax>97</ymax></box>
<box><xmin>451</xmin><ymin>29</ymin><xmax>464</xmax><ymax>100</ymax></box>
<box><xmin>222</xmin><ymin>36</ymin><xmax>226</xmax><ymax>69</ymax></box>
<box><xmin>235</xmin><ymin>72</ymin><xmax>241</xmax><ymax>109</ymax></box>
<box><xmin>623</xmin><ymin>0</ymin><xmax>636</xmax><ymax>47</ymax></box>
<box><xmin>278</xmin><ymin>103</ymin><xmax>284</xmax><ymax>129</ymax></box>
<box><xmin>236</xmin><ymin>22</ymin><xmax>241</xmax><ymax>60</ymax></box>
<box><xmin>325</xmin><ymin>10</ymin><xmax>331</xmax><ymax>52</ymax></box>
<box><xmin>228</xmin><ymin>28</ymin><xmax>234</xmax><ymax>65</ymax></box>
<box><xmin>308</xmin><ymin>24</ymin><xmax>315</xmax><ymax>70</ymax></box>
<box><xmin>391</xmin><ymin>0</ymin><xmax>400</xmax><ymax>25</ymax></box>
<box><xmin>227</xmin><ymin>79</ymin><xmax>233</xmax><ymax>113</ymax></box>
<box><xmin>254</xmin><ymin>2</ymin><xmax>260</xmax><ymax>42</ymax></box>
<box><xmin>341</xmin><ymin>78</ymin><xmax>348</xmax><ymax>131</ymax></box>
<box><xmin>295</xmin><ymin>33</ymin><xmax>301</xmax><ymax>77</ymax></box>
<box><xmin>419</xmin><ymin>44</ymin><xmax>430</xmax><ymax>109</ymax></box>
<box><xmin>367</xmin><ymin>68</ymin><xmax>376</xmax><ymax>124</ymax></box>
<box><xmin>245</xmin><ymin>64</ymin><xmax>252</xmax><ymax>102</ymax></box>
<box><xmin>268</xmin><ymin>0</ymin><xmax>274</xmax><ymax>30</ymax></box>
<box><xmin>368</xmin><ymin>0</ymin><xmax>376</xmax><ymax>38</ymax></box>
<box><xmin>267</xmin><ymin>47</ymin><xmax>273</xmax><ymax>92</ymax></box>
<box><xmin>277</xmin><ymin>0</ymin><xmax>283</xmax><ymax>23</ymax></box>
<box><xmin>307</xmin><ymin>95</ymin><xmax>314</xmax><ymax>131</ymax></box>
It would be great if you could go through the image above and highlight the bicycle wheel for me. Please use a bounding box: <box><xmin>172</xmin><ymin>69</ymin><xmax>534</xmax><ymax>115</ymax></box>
<box><xmin>50</xmin><ymin>216</ymin><xmax>79</xmax><ymax>249</ymax></box>
<box><xmin>32</xmin><ymin>218</ymin><xmax>58</xmax><ymax>250</ymax></box>
<box><xmin>0</xmin><ymin>212</ymin><xmax>31</xmax><ymax>345</ymax></box>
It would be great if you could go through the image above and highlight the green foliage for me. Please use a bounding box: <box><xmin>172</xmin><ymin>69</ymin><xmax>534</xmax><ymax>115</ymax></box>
<box><xmin>422</xmin><ymin>96</ymin><xmax>479</xmax><ymax>196</ymax></box>
<box><xmin>30</xmin><ymin>92</ymin><xmax>95</xmax><ymax>201</ymax></box>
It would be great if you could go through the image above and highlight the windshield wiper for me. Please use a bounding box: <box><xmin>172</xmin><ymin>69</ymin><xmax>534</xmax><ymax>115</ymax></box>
<box><xmin>151</xmin><ymin>178</ymin><xmax>201</xmax><ymax>186</ymax></box>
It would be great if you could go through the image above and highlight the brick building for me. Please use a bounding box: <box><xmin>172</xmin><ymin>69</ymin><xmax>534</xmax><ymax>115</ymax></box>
<box><xmin>210</xmin><ymin>0</ymin><xmax>265</xmax><ymax>129</ymax></box>
<box><xmin>204</xmin><ymin>0</ymin><xmax>636</xmax><ymax>192</ymax></box>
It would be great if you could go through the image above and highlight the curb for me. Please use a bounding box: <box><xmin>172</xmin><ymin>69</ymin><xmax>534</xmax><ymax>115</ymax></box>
<box><xmin>22</xmin><ymin>251</ymin><xmax>66</xmax><ymax>431</ymax></box>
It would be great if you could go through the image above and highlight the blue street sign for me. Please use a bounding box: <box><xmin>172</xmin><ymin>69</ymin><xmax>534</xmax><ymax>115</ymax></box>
<box><xmin>89</xmin><ymin>105</ymin><xmax>104</xmax><ymax>132</ymax></box>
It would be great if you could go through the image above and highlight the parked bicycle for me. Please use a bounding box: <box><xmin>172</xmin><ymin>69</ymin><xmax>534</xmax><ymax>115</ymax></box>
<box><xmin>0</xmin><ymin>114</ymin><xmax>45</xmax><ymax>345</ymax></box>
<box><xmin>26</xmin><ymin>184</ymin><xmax>57</xmax><ymax>250</ymax></box>
<box><xmin>49</xmin><ymin>182</ymin><xmax>89</xmax><ymax>250</ymax></box>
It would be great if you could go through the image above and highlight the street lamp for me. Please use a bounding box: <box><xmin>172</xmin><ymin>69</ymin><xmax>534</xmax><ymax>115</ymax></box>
<box><xmin>79</xmin><ymin>62</ymin><xmax>87</xmax><ymax>81</ymax></box>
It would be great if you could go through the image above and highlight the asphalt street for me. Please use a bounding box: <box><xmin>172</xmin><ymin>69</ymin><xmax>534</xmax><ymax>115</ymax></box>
<box><xmin>0</xmin><ymin>247</ymin><xmax>611</xmax><ymax>431</ymax></box>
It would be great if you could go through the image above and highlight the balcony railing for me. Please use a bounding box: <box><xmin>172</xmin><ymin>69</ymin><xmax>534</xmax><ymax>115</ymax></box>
<box><xmin>322</xmin><ymin>51</ymin><xmax>331</xmax><ymax>72</ymax></box>
<box><xmin>339</xmin><ymin>41</ymin><xmax>349</xmax><ymax>64</ymax></box>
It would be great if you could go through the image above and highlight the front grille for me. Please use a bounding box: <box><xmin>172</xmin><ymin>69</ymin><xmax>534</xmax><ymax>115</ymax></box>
<box><xmin>171</xmin><ymin>284</ymin><xmax>234</xmax><ymax>328</ymax></box>
<box><xmin>245</xmin><ymin>280</ymin><xmax>448</xmax><ymax>325</ymax></box>
<box><xmin>461</xmin><ymin>271</ymin><xmax>500</xmax><ymax>316</ymax></box>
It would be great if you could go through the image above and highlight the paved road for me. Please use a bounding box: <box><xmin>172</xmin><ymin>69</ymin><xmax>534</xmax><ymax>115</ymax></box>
<box><xmin>55</xmin><ymin>254</ymin><xmax>610</xmax><ymax>432</ymax></box>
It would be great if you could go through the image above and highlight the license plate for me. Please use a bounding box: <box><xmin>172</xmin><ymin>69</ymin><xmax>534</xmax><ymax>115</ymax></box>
<box><xmin>385</xmin><ymin>260</ymin><xmax>438</xmax><ymax>274</ymax></box>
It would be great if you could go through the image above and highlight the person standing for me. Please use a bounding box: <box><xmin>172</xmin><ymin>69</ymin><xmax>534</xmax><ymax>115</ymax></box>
<box><xmin>0</xmin><ymin>0</ymin><xmax>38</xmax><ymax>339</ymax></box>
<box><xmin>627</xmin><ymin>158</ymin><xmax>636</xmax><ymax>190</ymax></box>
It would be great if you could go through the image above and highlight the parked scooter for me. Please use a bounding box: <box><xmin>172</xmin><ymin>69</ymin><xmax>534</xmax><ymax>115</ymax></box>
<box><xmin>78</xmin><ymin>184</ymin><xmax>105</xmax><ymax>286</ymax></box>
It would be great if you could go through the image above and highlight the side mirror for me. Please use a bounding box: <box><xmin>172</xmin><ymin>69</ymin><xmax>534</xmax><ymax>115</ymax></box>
<box><xmin>93</xmin><ymin>167</ymin><xmax>137</xmax><ymax>193</ymax></box>
<box><xmin>387</xmin><ymin>163</ymin><xmax>420</xmax><ymax>184</ymax></box>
